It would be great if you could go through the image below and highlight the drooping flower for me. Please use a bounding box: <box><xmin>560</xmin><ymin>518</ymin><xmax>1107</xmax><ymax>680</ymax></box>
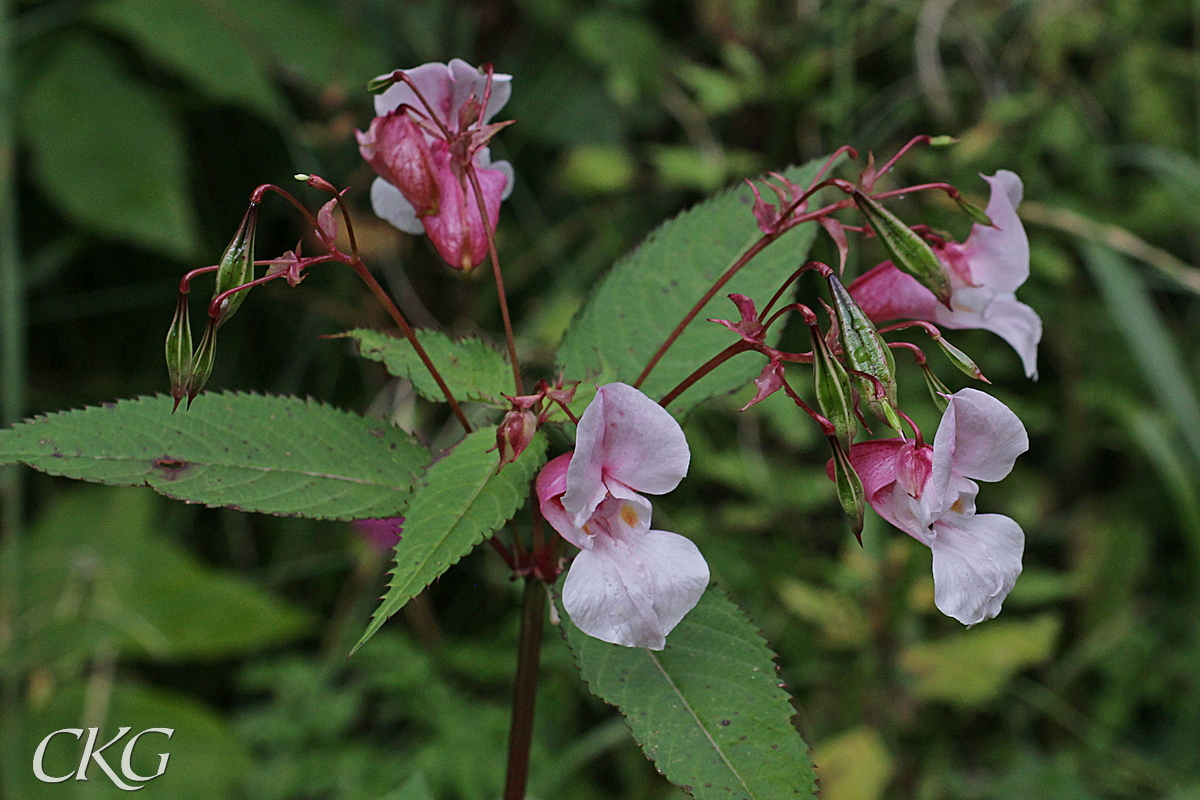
<box><xmin>536</xmin><ymin>383</ymin><xmax>708</xmax><ymax>649</ymax></box>
<box><xmin>847</xmin><ymin>388</ymin><xmax>1028</xmax><ymax>624</ymax></box>
<box><xmin>357</xmin><ymin>59</ymin><xmax>515</xmax><ymax>271</ymax></box>
<box><xmin>848</xmin><ymin>171</ymin><xmax>1042</xmax><ymax>378</ymax></box>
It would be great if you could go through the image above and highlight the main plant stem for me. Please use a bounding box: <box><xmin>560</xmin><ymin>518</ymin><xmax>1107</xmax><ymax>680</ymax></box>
<box><xmin>0</xmin><ymin>0</ymin><xmax>25</xmax><ymax>793</ymax></box>
<box><xmin>503</xmin><ymin>577</ymin><xmax>546</xmax><ymax>800</ymax></box>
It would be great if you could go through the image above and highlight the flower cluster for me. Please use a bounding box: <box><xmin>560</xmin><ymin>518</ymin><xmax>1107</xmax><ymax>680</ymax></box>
<box><xmin>344</xmin><ymin>62</ymin><xmax>1041</xmax><ymax>648</ymax></box>
<box><xmin>357</xmin><ymin>59</ymin><xmax>515</xmax><ymax>271</ymax></box>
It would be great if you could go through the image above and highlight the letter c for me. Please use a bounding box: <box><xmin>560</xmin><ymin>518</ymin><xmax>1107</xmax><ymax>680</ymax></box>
<box><xmin>32</xmin><ymin>729</ymin><xmax>83</xmax><ymax>783</ymax></box>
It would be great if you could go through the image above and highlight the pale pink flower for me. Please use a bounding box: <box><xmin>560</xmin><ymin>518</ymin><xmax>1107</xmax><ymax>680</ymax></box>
<box><xmin>536</xmin><ymin>383</ymin><xmax>708</xmax><ymax>649</ymax></box>
<box><xmin>848</xmin><ymin>388</ymin><xmax>1028</xmax><ymax>624</ymax></box>
<box><xmin>357</xmin><ymin>59</ymin><xmax>514</xmax><ymax>271</ymax></box>
<box><xmin>848</xmin><ymin>171</ymin><xmax>1042</xmax><ymax>378</ymax></box>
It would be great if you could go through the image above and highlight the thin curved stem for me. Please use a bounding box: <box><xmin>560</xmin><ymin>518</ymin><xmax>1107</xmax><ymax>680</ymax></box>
<box><xmin>658</xmin><ymin>341</ymin><xmax>751</xmax><ymax>409</ymax></box>
<box><xmin>344</xmin><ymin>255</ymin><xmax>472</xmax><ymax>431</ymax></box>
<box><xmin>466</xmin><ymin>165</ymin><xmax>524</xmax><ymax>396</ymax></box>
<box><xmin>635</xmin><ymin>236</ymin><xmax>774</xmax><ymax>389</ymax></box>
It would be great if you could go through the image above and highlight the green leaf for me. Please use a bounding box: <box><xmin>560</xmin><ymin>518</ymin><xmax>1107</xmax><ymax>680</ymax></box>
<box><xmin>22</xmin><ymin>681</ymin><xmax>247</xmax><ymax>799</ymax></box>
<box><xmin>24</xmin><ymin>487</ymin><xmax>311</xmax><ymax>661</ymax></box>
<box><xmin>90</xmin><ymin>0</ymin><xmax>287</xmax><ymax>119</ymax></box>
<box><xmin>1080</xmin><ymin>242</ymin><xmax>1200</xmax><ymax>466</ymax></box>
<box><xmin>563</xmin><ymin>589</ymin><xmax>818</xmax><ymax>800</ymax></box>
<box><xmin>354</xmin><ymin>428</ymin><xmax>547</xmax><ymax>652</ymax></box>
<box><xmin>346</xmin><ymin>328</ymin><xmax>514</xmax><ymax>405</ymax></box>
<box><xmin>900</xmin><ymin>615</ymin><xmax>1061</xmax><ymax>707</ymax></box>
<box><xmin>0</xmin><ymin>393</ymin><xmax>428</xmax><ymax>520</ymax></box>
<box><xmin>555</xmin><ymin>160</ymin><xmax>822</xmax><ymax>414</ymax></box>
<box><xmin>215</xmin><ymin>0</ymin><xmax>389</xmax><ymax>91</ymax></box>
<box><xmin>377</xmin><ymin>774</ymin><xmax>435</xmax><ymax>800</ymax></box>
<box><xmin>21</xmin><ymin>34</ymin><xmax>198</xmax><ymax>259</ymax></box>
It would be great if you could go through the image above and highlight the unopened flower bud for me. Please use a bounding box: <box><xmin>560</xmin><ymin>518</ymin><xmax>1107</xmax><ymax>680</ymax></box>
<box><xmin>919</xmin><ymin>363</ymin><xmax>952</xmax><ymax>413</ymax></box>
<box><xmin>829</xmin><ymin>437</ymin><xmax>865</xmax><ymax>541</ymax></box>
<box><xmin>854</xmin><ymin>190</ymin><xmax>952</xmax><ymax>308</ymax></box>
<box><xmin>954</xmin><ymin>195</ymin><xmax>993</xmax><ymax>227</ymax></box>
<box><xmin>212</xmin><ymin>203</ymin><xmax>259</xmax><ymax>328</ymax></box>
<box><xmin>932</xmin><ymin>334</ymin><xmax>989</xmax><ymax>383</ymax></box>
<box><xmin>827</xmin><ymin>276</ymin><xmax>904</xmax><ymax>433</ymax></box>
<box><xmin>809</xmin><ymin>318</ymin><xmax>857</xmax><ymax>450</ymax></box>
<box><xmin>186</xmin><ymin>320</ymin><xmax>218</xmax><ymax>406</ymax></box>
<box><xmin>316</xmin><ymin>199</ymin><xmax>339</xmax><ymax>245</ymax></box>
<box><xmin>166</xmin><ymin>294</ymin><xmax>193</xmax><ymax>411</ymax></box>
<box><xmin>496</xmin><ymin>409</ymin><xmax>538</xmax><ymax>469</ymax></box>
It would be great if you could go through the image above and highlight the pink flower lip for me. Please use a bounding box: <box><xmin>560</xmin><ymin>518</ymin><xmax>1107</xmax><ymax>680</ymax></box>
<box><xmin>535</xmin><ymin>383</ymin><xmax>708</xmax><ymax>649</ymax></box>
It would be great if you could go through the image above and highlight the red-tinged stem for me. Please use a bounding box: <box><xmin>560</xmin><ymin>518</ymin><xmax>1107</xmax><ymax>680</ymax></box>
<box><xmin>466</xmin><ymin>164</ymin><xmax>524</xmax><ymax>395</ymax></box>
<box><xmin>658</xmin><ymin>341</ymin><xmax>751</xmax><ymax>409</ymax></box>
<box><xmin>552</xmin><ymin>398</ymin><xmax>580</xmax><ymax>425</ymax></box>
<box><xmin>207</xmin><ymin>270</ymin><xmax>299</xmax><ymax>320</ymax></box>
<box><xmin>887</xmin><ymin>340</ymin><xmax>928</xmax><ymax>365</ymax></box>
<box><xmin>879</xmin><ymin>319</ymin><xmax>942</xmax><ymax>338</ymax></box>
<box><xmin>897</xmin><ymin>408</ymin><xmax>924</xmax><ymax>448</ymax></box>
<box><xmin>528</xmin><ymin>483</ymin><xmax>544</xmax><ymax>566</ymax></box>
<box><xmin>635</xmin><ymin>236</ymin><xmax>776</xmax><ymax>390</ymax></box>
<box><xmin>305</xmin><ymin>176</ymin><xmax>362</xmax><ymax>260</ymax></box>
<box><xmin>179</xmin><ymin>264</ymin><xmax>220</xmax><ymax>294</ymax></box>
<box><xmin>757</xmin><ymin>262</ymin><xmax>824</xmax><ymax>323</ymax></box>
<box><xmin>873</xmin><ymin>135</ymin><xmax>934</xmax><ymax>183</ymax></box>
<box><xmin>780</xmin><ymin>375</ymin><xmax>836</xmax><ymax>437</ymax></box>
<box><xmin>503</xmin><ymin>577</ymin><xmax>546</xmax><ymax>800</ymax></box>
<box><xmin>343</xmin><ymin>254</ymin><xmax>472</xmax><ymax>431</ymax></box>
<box><xmin>507</xmin><ymin>517</ymin><xmax>529</xmax><ymax>568</ymax></box>
<box><xmin>252</xmin><ymin>185</ymin><xmax>318</xmax><ymax>231</ymax></box>
<box><xmin>810</xmin><ymin>145</ymin><xmax>859</xmax><ymax>185</ymax></box>
<box><xmin>869</xmin><ymin>182</ymin><xmax>960</xmax><ymax>202</ymax></box>
<box><xmin>394</xmin><ymin>71</ymin><xmax>454</xmax><ymax>141</ymax></box>
<box><xmin>489</xmin><ymin>537</ymin><xmax>516</xmax><ymax>571</ymax></box>
<box><xmin>763</xmin><ymin>302</ymin><xmax>816</xmax><ymax>332</ymax></box>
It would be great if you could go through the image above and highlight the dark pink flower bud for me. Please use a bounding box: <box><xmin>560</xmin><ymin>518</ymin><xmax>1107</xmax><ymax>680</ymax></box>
<box><xmin>496</xmin><ymin>409</ymin><xmax>538</xmax><ymax>469</ymax></box>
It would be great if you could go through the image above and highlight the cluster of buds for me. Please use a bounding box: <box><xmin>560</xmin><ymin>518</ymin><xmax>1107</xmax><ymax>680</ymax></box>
<box><xmin>165</xmin><ymin>176</ymin><xmax>378</xmax><ymax>410</ymax></box>
<box><xmin>165</xmin><ymin>202</ymin><xmax>259</xmax><ymax>410</ymax></box>
<box><xmin>494</xmin><ymin>377</ymin><xmax>579</xmax><ymax>469</ymax></box>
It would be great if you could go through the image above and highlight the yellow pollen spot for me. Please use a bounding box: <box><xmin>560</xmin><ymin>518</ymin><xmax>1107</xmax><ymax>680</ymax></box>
<box><xmin>582</xmin><ymin>523</ymin><xmax>593</xmax><ymax>537</ymax></box>
<box><xmin>949</xmin><ymin>498</ymin><xmax>966</xmax><ymax>514</ymax></box>
<box><xmin>620</xmin><ymin>504</ymin><xmax>639</xmax><ymax>527</ymax></box>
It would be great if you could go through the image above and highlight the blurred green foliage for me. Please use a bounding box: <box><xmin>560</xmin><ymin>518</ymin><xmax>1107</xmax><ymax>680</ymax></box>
<box><xmin>6</xmin><ymin>0</ymin><xmax>1200</xmax><ymax>797</ymax></box>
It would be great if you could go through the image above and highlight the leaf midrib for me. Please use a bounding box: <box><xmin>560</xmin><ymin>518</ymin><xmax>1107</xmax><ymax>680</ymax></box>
<box><xmin>3</xmin><ymin>448</ymin><xmax>411</xmax><ymax>488</ymax></box>
<box><xmin>645</xmin><ymin>648</ymin><xmax>757</xmax><ymax>799</ymax></box>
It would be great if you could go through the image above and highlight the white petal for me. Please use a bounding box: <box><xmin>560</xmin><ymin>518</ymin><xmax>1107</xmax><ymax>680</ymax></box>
<box><xmin>563</xmin><ymin>383</ymin><xmax>689</xmax><ymax>526</ymax></box>
<box><xmin>961</xmin><ymin>170</ymin><xmax>1029</xmax><ymax>294</ymax></box>
<box><xmin>374</xmin><ymin>61</ymin><xmax>455</xmax><ymax>119</ymax></box>
<box><xmin>929</xmin><ymin>512</ymin><xmax>1024</xmax><ymax>625</ymax></box>
<box><xmin>447</xmin><ymin>58</ymin><xmax>512</xmax><ymax>123</ymax></box>
<box><xmin>369</xmin><ymin>178</ymin><xmax>424</xmax><ymax>235</ymax></box>
<box><xmin>563</xmin><ymin>529</ymin><xmax>709</xmax><ymax>649</ymax></box>
<box><xmin>931</xmin><ymin>388</ymin><xmax>1028</xmax><ymax>501</ymax></box>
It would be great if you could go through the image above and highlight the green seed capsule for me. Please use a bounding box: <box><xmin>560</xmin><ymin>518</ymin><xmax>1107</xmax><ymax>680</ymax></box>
<box><xmin>854</xmin><ymin>190</ymin><xmax>952</xmax><ymax>307</ymax></box>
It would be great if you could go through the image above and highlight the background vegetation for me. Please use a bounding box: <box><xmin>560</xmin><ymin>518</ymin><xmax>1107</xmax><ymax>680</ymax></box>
<box><xmin>3</xmin><ymin>0</ymin><xmax>1200</xmax><ymax>797</ymax></box>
